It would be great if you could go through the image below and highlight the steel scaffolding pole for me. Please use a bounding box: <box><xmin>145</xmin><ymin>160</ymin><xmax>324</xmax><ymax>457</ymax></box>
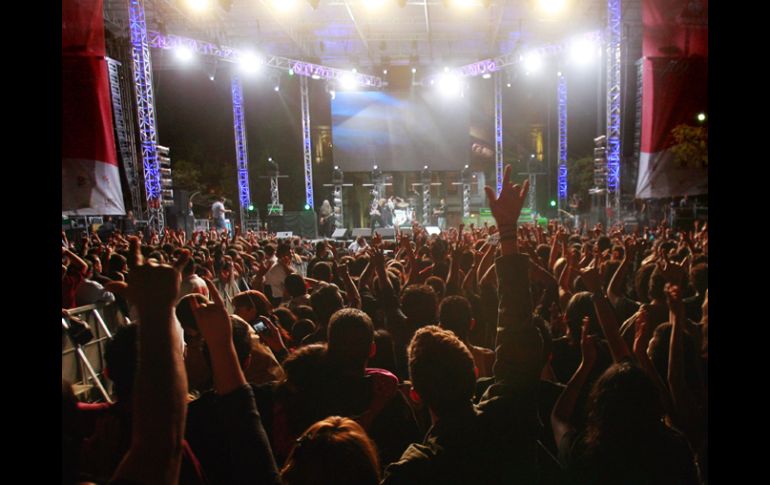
<box><xmin>300</xmin><ymin>76</ymin><xmax>314</xmax><ymax>209</ymax></box>
<box><xmin>607</xmin><ymin>0</ymin><xmax>622</xmax><ymax>222</ymax></box>
<box><xmin>128</xmin><ymin>0</ymin><xmax>163</xmax><ymax>232</ymax></box>
<box><xmin>494</xmin><ymin>72</ymin><xmax>503</xmax><ymax>195</ymax></box>
<box><xmin>557</xmin><ymin>73</ymin><xmax>568</xmax><ymax>211</ymax></box>
<box><xmin>231</xmin><ymin>74</ymin><xmax>252</xmax><ymax>231</ymax></box>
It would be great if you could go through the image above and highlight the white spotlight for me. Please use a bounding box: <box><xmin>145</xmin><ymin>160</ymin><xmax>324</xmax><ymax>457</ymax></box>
<box><xmin>186</xmin><ymin>0</ymin><xmax>210</xmax><ymax>12</ymax></box>
<box><xmin>451</xmin><ymin>0</ymin><xmax>476</xmax><ymax>8</ymax></box>
<box><xmin>569</xmin><ymin>37</ymin><xmax>597</xmax><ymax>66</ymax></box>
<box><xmin>538</xmin><ymin>0</ymin><xmax>567</xmax><ymax>15</ymax></box>
<box><xmin>274</xmin><ymin>85</ymin><xmax>280</xmax><ymax>92</ymax></box>
<box><xmin>411</xmin><ymin>67</ymin><xmax>417</xmax><ymax>74</ymax></box>
<box><xmin>437</xmin><ymin>72</ymin><xmax>462</xmax><ymax>97</ymax></box>
<box><xmin>523</xmin><ymin>52</ymin><xmax>543</xmax><ymax>74</ymax></box>
<box><xmin>238</xmin><ymin>51</ymin><xmax>262</xmax><ymax>73</ymax></box>
<box><xmin>374</xmin><ymin>165</ymin><xmax>379</xmax><ymax>170</ymax></box>
<box><xmin>506</xmin><ymin>82</ymin><xmax>512</xmax><ymax>87</ymax></box>
<box><xmin>312</xmin><ymin>74</ymin><xmax>321</xmax><ymax>80</ymax></box>
<box><xmin>482</xmin><ymin>73</ymin><xmax>491</xmax><ymax>79</ymax></box>
<box><xmin>175</xmin><ymin>45</ymin><xmax>193</xmax><ymax>62</ymax></box>
<box><xmin>697</xmin><ymin>113</ymin><xmax>706</xmax><ymax>122</ymax></box>
<box><xmin>363</xmin><ymin>0</ymin><xmax>385</xmax><ymax>9</ymax></box>
<box><xmin>340</xmin><ymin>71</ymin><xmax>358</xmax><ymax>90</ymax></box>
<box><xmin>383</xmin><ymin>69</ymin><xmax>388</xmax><ymax>75</ymax></box>
<box><xmin>271</xmin><ymin>0</ymin><xmax>297</xmax><ymax>13</ymax></box>
<box><xmin>329</xmin><ymin>90</ymin><xmax>336</xmax><ymax>99</ymax></box>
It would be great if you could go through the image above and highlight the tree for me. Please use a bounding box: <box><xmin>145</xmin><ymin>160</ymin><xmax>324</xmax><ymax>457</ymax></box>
<box><xmin>670</xmin><ymin>124</ymin><xmax>707</xmax><ymax>169</ymax></box>
<box><xmin>567</xmin><ymin>156</ymin><xmax>595</xmax><ymax>200</ymax></box>
<box><xmin>171</xmin><ymin>158</ymin><xmax>203</xmax><ymax>193</ymax></box>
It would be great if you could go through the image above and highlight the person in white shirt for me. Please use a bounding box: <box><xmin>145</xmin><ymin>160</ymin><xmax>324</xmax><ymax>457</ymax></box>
<box><xmin>75</xmin><ymin>262</ymin><xmax>116</xmax><ymax>307</ymax></box>
<box><xmin>264</xmin><ymin>242</ymin><xmax>295</xmax><ymax>305</ymax></box>
<box><xmin>348</xmin><ymin>236</ymin><xmax>368</xmax><ymax>254</ymax></box>
<box><xmin>211</xmin><ymin>196</ymin><xmax>232</xmax><ymax>234</ymax></box>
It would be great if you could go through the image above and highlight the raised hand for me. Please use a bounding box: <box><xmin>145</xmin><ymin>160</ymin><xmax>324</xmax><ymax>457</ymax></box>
<box><xmin>580</xmin><ymin>317</ymin><xmax>597</xmax><ymax>368</ymax></box>
<box><xmin>190</xmin><ymin>278</ymin><xmax>233</xmax><ymax>350</ymax></box>
<box><xmin>632</xmin><ymin>308</ymin><xmax>651</xmax><ymax>357</ymax></box>
<box><xmin>483</xmin><ymin>165</ymin><xmax>530</xmax><ymax>226</ymax></box>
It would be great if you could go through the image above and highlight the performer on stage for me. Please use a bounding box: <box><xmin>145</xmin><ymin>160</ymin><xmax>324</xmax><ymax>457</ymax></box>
<box><xmin>319</xmin><ymin>199</ymin><xmax>335</xmax><ymax>237</ymax></box>
<box><xmin>211</xmin><ymin>196</ymin><xmax>232</xmax><ymax>234</ymax></box>
<box><xmin>370</xmin><ymin>196</ymin><xmax>384</xmax><ymax>230</ymax></box>
<box><xmin>434</xmin><ymin>198</ymin><xmax>447</xmax><ymax>229</ymax></box>
<box><xmin>381</xmin><ymin>198</ymin><xmax>393</xmax><ymax>228</ymax></box>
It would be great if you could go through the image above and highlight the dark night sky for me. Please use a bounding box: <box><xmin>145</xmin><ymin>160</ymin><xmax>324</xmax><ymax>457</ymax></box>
<box><xmin>154</xmin><ymin>59</ymin><xmax>611</xmax><ymax>212</ymax></box>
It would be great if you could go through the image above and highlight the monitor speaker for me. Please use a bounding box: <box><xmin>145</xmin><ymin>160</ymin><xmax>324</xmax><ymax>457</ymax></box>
<box><xmin>351</xmin><ymin>228</ymin><xmax>372</xmax><ymax>238</ymax></box>
<box><xmin>375</xmin><ymin>227</ymin><xmax>396</xmax><ymax>239</ymax></box>
<box><xmin>332</xmin><ymin>228</ymin><xmax>349</xmax><ymax>239</ymax></box>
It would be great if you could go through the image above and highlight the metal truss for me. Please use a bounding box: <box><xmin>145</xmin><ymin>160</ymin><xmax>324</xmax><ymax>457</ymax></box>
<box><xmin>422</xmin><ymin>183</ymin><xmax>431</xmax><ymax>226</ymax></box>
<box><xmin>332</xmin><ymin>185</ymin><xmax>344</xmax><ymax>229</ymax></box>
<box><xmin>557</xmin><ymin>73</ymin><xmax>568</xmax><ymax>208</ymax></box>
<box><xmin>443</xmin><ymin>31</ymin><xmax>602</xmax><ymax>80</ymax></box>
<box><xmin>106</xmin><ymin>57</ymin><xmax>142</xmax><ymax>213</ymax></box>
<box><xmin>270</xmin><ymin>176</ymin><xmax>280</xmax><ymax>206</ymax></box>
<box><xmin>494</xmin><ymin>72</ymin><xmax>503</xmax><ymax>196</ymax></box>
<box><xmin>462</xmin><ymin>183</ymin><xmax>471</xmax><ymax>218</ymax></box>
<box><xmin>128</xmin><ymin>0</ymin><xmax>163</xmax><ymax>232</ymax></box>
<box><xmin>606</xmin><ymin>0</ymin><xmax>622</xmax><ymax>218</ymax></box>
<box><xmin>146</xmin><ymin>31</ymin><xmax>383</xmax><ymax>87</ymax></box>
<box><xmin>231</xmin><ymin>74</ymin><xmax>251</xmax><ymax>231</ymax></box>
<box><xmin>300</xmin><ymin>76</ymin><xmax>315</xmax><ymax>209</ymax></box>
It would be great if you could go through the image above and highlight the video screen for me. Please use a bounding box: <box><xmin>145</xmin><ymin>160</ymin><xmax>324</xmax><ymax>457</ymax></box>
<box><xmin>331</xmin><ymin>90</ymin><xmax>471</xmax><ymax>172</ymax></box>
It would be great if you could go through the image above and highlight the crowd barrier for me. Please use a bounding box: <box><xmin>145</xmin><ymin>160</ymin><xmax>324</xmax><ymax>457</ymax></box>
<box><xmin>62</xmin><ymin>303</ymin><xmax>125</xmax><ymax>403</ymax></box>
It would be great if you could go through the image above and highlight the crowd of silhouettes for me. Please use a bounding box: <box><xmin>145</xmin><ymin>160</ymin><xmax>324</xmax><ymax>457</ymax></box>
<box><xmin>62</xmin><ymin>165</ymin><xmax>707</xmax><ymax>484</ymax></box>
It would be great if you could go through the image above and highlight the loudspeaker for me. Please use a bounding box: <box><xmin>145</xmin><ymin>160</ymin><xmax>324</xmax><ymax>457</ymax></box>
<box><xmin>266</xmin><ymin>211</ymin><xmax>318</xmax><ymax>238</ymax></box>
<box><xmin>332</xmin><ymin>228</ymin><xmax>349</xmax><ymax>239</ymax></box>
<box><xmin>351</xmin><ymin>228</ymin><xmax>372</xmax><ymax>238</ymax></box>
<box><xmin>399</xmin><ymin>227</ymin><xmax>413</xmax><ymax>237</ymax></box>
<box><xmin>375</xmin><ymin>227</ymin><xmax>396</xmax><ymax>239</ymax></box>
<box><xmin>425</xmin><ymin>226</ymin><xmax>441</xmax><ymax>235</ymax></box>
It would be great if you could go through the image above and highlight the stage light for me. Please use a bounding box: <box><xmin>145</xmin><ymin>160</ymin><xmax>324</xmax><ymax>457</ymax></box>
<box><xmin>248</xmin><ymin>204</ymin><xmax>254</xmax><ymax>211</ymax></box>
<box><xmin>412</xmin><ymin>67</ymin><xmax>417</xmax><ymax>74</ymax></box>
<box><xmin>363</xmin><ymin>0</ymin><xmax>385</xmax><ymax>8</ymax></box>
<box><xmin>312</xmin><ymin>74</ymin><xmax>321</xmax><ymax>80</ymax></box>
<box><xmin>288</xmin><ymin>68</ymin><xmax>295</xmax><ymax>76</ymax></box>
<box><xmin>238</xmin><ymin>51</ymin><xmax>262</xmax><ymax>73</ymax></box>
<box><xmin>538</xmin><ymin>0</ymin><xmax>567</xmax><ymax>15</ymax></box>
<box><xmin>271</xmin><ymin>0</ymin><xmax>298</xmax><ymax>13</ymax></box>
<box><xmin>697</xmin><ymin>113</ymin><xmax>706</xmax><ymax>122</ymax></box>
<box><xmin>424</xmin><ymin>165</ymin><xmax>429</xmax><ymax>170</ymax></box>
<box><xmin>304</xmin><ymin>203</ymin><xmax>311</xmax><ymax>210</ymax></box>
<box><xmin>334</xmin><ymin>165</ymin><xmax>339</xmax><ymax>170</ymax></box>
<box><xmin>274</xmin><ymin>85</ymin><xmax>280</xmax><ymax>92</ymax></box>
<box><xmin>437</xmin><ymin>72</ymin><xmax>462</xmax><ymax>97</ymax></box>
<box><xmin>175</xmin><ymin>45</ymin><xmax>194</xmax><ymax>62</ymax></box>
<box><xmin>523</xmin><ymin>52</ymin><xmax>543</xmax><ymax>74</ymax></box>
<box><xmin>464</xmin><ymin>164</ymin><xmax>469</xmax><ymax>169</ymax></box>
<box><xmin>209</xmin><ymin>74</ymin><xmax>215</xmax><ymax>81</ymax></box>
<box><xmin>569</xmin><ymin>37</ymin><xmax>597</xmax><ymax>65</ymax></box>
<box><xmin>374</xmin><ymin>165</ymin><xmax>379</xmax><ymax>170</ymax></box>
<box><xmin>450</xmin><ymin>0</ymin><xmax>476</xmax><ymax>9</ymax></box>
<box><xmin>329</xmin><ymin>90</ymin><xmax>336</xmax><ymax>99</ymax></box>
<box><xmin>340</xmin><ymin>71</ymin><xmax>358</xmax><ymax>90</ymax></box>
<box><xmin>506</xmin><ymin>82</ymin><xmax>511</xmax><ymax>87</ymax></box>
<box><xmin>383</xmin><ymin>69</ymin><xmax>388</xmax><ymax>74</ymax></box>
<box><xmin>186</xmin><ymin>0</ymin><xmax>210</xmax><ymax>12</ymax></box>
<box><xmin>482</xmin><ymin>73</ymin><xmax>491</xmax><ymax>79</ymax></box>
<box><xmin>550</xmin><ymin>200</ymin><xmax>557</xmax><ymax>207</ymax></box>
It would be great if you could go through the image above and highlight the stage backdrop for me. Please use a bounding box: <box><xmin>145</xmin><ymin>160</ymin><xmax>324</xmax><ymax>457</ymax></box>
<box><xmin>636</xmin><ymin>0</ymin><xmax>708</xmax><ymax>199</ymax></box>
<box><xmin>62</xmin><ymin>0</ymin><xmax>125</xmax><ymax>215</ymax></box>
<box><xmin>331</xmin><ymin>91</ymin><xmax>470</xmax><ymax>172</ymax></box>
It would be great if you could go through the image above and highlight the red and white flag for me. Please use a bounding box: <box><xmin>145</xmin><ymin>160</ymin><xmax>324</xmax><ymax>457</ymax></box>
<box><xmin>62</xmin><ymin>0</ymin><xmax>125</xmax><ymax>215</ymax></box>
<box><xmin>636</xmin><ymin>0</ymin><xmax>708</xmax><ymax>199</ymax></box>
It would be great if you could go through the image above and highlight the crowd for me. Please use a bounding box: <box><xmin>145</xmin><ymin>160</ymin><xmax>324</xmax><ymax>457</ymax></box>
<box><xmin>62</xmin><ymin>166</ymin><xmax>707</xmax><ymax>484</ymax></box>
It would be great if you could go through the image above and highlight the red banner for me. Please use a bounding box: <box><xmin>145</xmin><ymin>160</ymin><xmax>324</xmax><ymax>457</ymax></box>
<box><xmin>62</xmin><ymin>0</ymin><xmax>125</xmax><ymax>215</ymax></box>
<box><xmin>637</xmin><ymin>0</ymin><xmax>708</xmax><ymax>199</ymax></box>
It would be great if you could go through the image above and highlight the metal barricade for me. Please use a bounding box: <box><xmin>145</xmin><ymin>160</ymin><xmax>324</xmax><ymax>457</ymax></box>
<box><xmin>62</xmin><ymin>303</ymin><xmax>124</xmax><ymax>403</ymax></box>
